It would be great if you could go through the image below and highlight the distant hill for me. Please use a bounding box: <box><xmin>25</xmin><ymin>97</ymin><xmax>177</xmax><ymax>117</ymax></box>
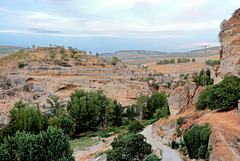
<box><xmin>101</xmin><ymin>46</ymin><xmax>220</xmax><ymax>65</ymax></box>
<box><xmin>0</xmin><ymin>46</ymin><xmax>25</xmax><ymax>54</ymax></box>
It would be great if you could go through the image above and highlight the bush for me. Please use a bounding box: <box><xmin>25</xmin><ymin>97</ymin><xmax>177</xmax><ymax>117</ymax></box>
<box><xmin>144</xmin><ymin>154</ymin><xmax>161</xmax><ymax>161</ymax></box>
<box><xmin>171</xmin><ymin>140</ymin><xmax>179</xmax><ymax>149</ymax></box>
<box><xmin>107</xmin><ymin>133</ymin><xmax>152</xmax><ymax>161</ymax></box>
<box><xmin>128</xmin><ymin>120</ymin><xmax>144</xmax><ymax>133</ymax></box>
<box><xmin>9</xmin><ymin>101</ymin><xmax>47</xmax><ymax>134</ymax></box>
<box><xmin>0</xmin><ymin>126</ymin><xmax>74</xmax><ymax>161</ymax></box>
<box><xmin>193</xmin><ymin>68</ymin><xmax>213</xmax><ymax>86</ymax></box>
<box><xmin>196</xmin><ymin>76</ymin><xmax>240</xmax><ymax>110</ymax></box>
<box><xmin>183</xmin><ymin>123</ymin><xmax>211</xmax><ymax>159</ymax></box>
<box><xmin>177</xmin><ymin>117</ymin><xmax>184</xmax><ymax>126</ymax></box>
<box><xmin>18</xmin><ymin>62</ymin><xmax>25</xmax><ymax>69</ymax></box>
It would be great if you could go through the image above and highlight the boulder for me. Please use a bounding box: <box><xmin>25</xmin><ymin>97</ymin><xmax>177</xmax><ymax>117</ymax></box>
<box><xmin>0</xmin><ymin>113</ymin><xmax>9</xmax><ymax>131</ymax></box>
<box><xmin>168</xmin><ymin>82</ymin><xmax>197</xmax><ymax>116</ymax></box>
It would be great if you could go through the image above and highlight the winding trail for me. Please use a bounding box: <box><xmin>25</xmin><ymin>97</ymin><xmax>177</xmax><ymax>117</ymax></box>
<box><xmin>140</xmin><ymin>125</ymin><xmax>181</xmax><ymax>161</ymax></box>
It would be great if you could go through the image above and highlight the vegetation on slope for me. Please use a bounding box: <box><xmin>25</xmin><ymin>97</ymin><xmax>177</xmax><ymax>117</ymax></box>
<box><xmin>196</xmin><ymin>75</ymin><xmax>240</xmax><ymax>110</ymax></box>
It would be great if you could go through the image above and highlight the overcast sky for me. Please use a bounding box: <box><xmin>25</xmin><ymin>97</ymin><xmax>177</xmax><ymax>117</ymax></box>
<box><xmin>0</xmin><ymin>0</ymin><xmax>239</xmax><ymax>53</ymax></box>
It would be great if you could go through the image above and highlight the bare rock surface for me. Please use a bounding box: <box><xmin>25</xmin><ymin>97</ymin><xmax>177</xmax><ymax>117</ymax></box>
<box><xmin>214</xmin><ymin>8</ymin><xmax>240</xmax><ymax>83</ymax></box>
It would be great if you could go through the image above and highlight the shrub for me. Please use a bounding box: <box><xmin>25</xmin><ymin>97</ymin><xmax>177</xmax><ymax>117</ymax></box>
<box><xmin>196</xmin><ymin>76</ymin><xmax>240</xmax><ymax>110</ymax></box>
<box><xmin>193</xmin><ymin>69</ymin><xmax>213</xmax><ymax>86</ymax></box>
<box><xmin>177</xmin><ymin>117</ymin><xmax>184</xmax><ymax>126</ymax></box>
<box><xmin>144</xmin><ymin>154</ymin><xmax>161</xmax><ymax>161</ymax></box>
<box><xmin>0</xmin><ymin>126</ymin><xmax>74</xmax><ymax>161</ymax></box>
<box><xmin>18</xmin><ymin>62</ymin><xmax>25</xmax><ymax>69</ymax></box>
<box><xmin>49</xmin><ymin>50</ymin><xmax>56</xmax><ymax>59</ymax></box>
<box><xmin>171</xmin><ymin>140</ymin><xmax>179</xmax><ymax>149</ymax></box>
<box><xmin>128</xmin><ymin>120</ymin><xmax>144</xmax><ymax>133</ymax></box>
<box><xmin>107</xmin><ymin>133</ymin><xmax>151</xmax><ymax>161</ymax></box>
<box><xmin>9</xmin><ymin>102</ymin><xmax>46</xmax><ymax>134</ymax></box>
<box><xmin>183</xmin><ymin>123</ymin><xmax>211</xmax><ymax>159</ymax></box>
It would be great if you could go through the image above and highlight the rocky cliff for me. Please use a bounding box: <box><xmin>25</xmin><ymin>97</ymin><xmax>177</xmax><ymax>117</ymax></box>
<box><xmin>213</xmin><ymin>8</ymin><xmax>240</xmax><ymax>83</ymax></box>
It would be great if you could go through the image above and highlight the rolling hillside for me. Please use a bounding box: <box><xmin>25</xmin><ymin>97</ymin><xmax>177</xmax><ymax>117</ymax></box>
<box><xmin>0</xmin><ymin>45</ymin><xmax>25</xmax><ymax>54</ymax></box>
<box><xmin>101</xmin><ymin>46</ymin><xmax>220</xmax><ymax>65</ymax></box>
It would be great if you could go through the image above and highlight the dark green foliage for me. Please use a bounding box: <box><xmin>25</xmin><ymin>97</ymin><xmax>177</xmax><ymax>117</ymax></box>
<box><xmin>206</xmin><ymin>60</ymin><xmax>220</xmax><ymax>66</ymax></box>
<box><xmin>9</xmin><ymin>101</ymin><xmax>46</xmax><ymax>134</ymax></box>
<box><xmin>192</xmin><ymin>58</ymin><xmax>196</xmax><ymax>62</ymax></box>
<box><xmin>112</xmin><ymin>99</ymin><xmax>123</xmax><ymax>127</ymax></box>
<box><xmin>60</xmin><ymin>46</ymin><xmax>65</xmax><ymax>54</ymax></box>
<box><xmin>156</xmin><ymin>59</ymin><xmax>175</xmax><ymax>65</ymax></box>
<box><xmin>0</xmin><ymin>126</ymin><xmax>15</xmax><ymax>144</ymax></box>
<box><xmin>183</xmin><ymin>123</ymin><xmax>211</xmax><ymax>159</ymax></box>
<box><xmin>49</xmin><ymin>50</ymin><xmax>56</xmax><ymax>59</ymax></box>
<box><xmin>0</xmin><ymin>126</ymin><xmax>75</xmax><ymax>161</ymax></box>
<box><xmin>18</xmin><ymin>62</ymin><xmax>25</xmax><ymax>69</ymax></box>
<box><xmin>67</xmin><ymin>89</ymin><xmax>108</xmax><ymax>133</ymax></box>
<box><xmin>153</xmin><ymin>106</ymin><xmax>169</xmax><ymax>119</ymax></box>
<box><xmin>126</xmin><ymin>105</ymin><xmax>135</xmax><ymax>121</ymax></box>
<box><xmin>196</xmin><ymin>76</ymin><xmax>240</xmax><ymax>110</ymax></box>
<box><xmin>171</xmin><ymin>140</ymin><xmax>179</xmax><ymax>149</ymax></box>
<box><xmin>193</xmin><ymin>68</ymin><xmax>213</xmax><ymax>86</ymax></box>
<box><xmin>107</xmin><ymin>133</ymin><xmax>152</xmax><ymax>161</ymax></box>
<box><xmin>146</xmin><ymin>91</ymin><xmax>168</xmax><ymax>119</ymax></box>
<box><xmin>128</xmin><ymin>120</ymin><xmax>144</xmax><ymax>133</ymax></box>
<box><xmin>144</xmin><ymin>154</ymin><xmax>161</xmax><ymax>161</ymax></box>
<box><xmin>177</xmin><ymin>117</ymin><xmax>184</xmax><ymax>126</ymax></box>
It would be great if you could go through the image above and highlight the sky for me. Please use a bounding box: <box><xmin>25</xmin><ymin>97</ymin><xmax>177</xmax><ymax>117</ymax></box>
<box><xmin>0</xmin><ymin>0</ymin><xmax>239</xmax><ymax>54</ymax></box>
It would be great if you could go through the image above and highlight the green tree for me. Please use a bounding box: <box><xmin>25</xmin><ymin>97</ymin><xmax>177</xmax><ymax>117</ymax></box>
<box><xmin>96</xmin><ymin>52</ymin><xmax>99</xmax><ymax>57</ymax></box>
<box><xmin>128</xmin><ymin>120</ymin><xmax>144</xmax><ymax>133</ymax></box>
<box><xmin>67</xmin><ymin>89</ymin><xmax>111</xmax><ymax>133</ymax></box>
<box><xmin>193</xmin><ymin>68</ymin><xmax>213</xmax><ymax>86</ymax></box>
<box><xmin>170</xmin><ymin>58</ymin><xmax>175</xmax><ymax>64</ymax></box>
<box><xmin>183</xmin><ymin>123</ymin><xmax>211</xmax><ymax>159</ymax></box>
<box><xmin>0</xmin><ymin>127</ymin><xmax>75</xmax><ymax>161</ymax></box>
<box><xmin>220</xmin><ymin>19</ymin><xmax>227</xmax><ymax>30</ymax></box>
<box><xmin>49</xmin><ymin>50</ymin><xmax>56</xmax><ymax>59</ymax></box>
<box><xmin>108</xmin><ymin>133</ymin><xmax>151</xmax><ymax>161</ymax></box>
<box><xmin>146</xmin><ymin>91</ymin><xmax>168</xmax><ymax>119</ymax></box>
<box><xmin>32</xmin><ymin>45</ymin><xmax>36</xmax><ymax>50</ymax></box>
<box><xmin>135</xmin><ymin>94</ymin><xmax>148</xmax><ymax>120</ymax></box>
<box><xmin>126</xmin><ymin>105</ymin><xmax>135</xmax><ymax>121</ymax></box>
<box><xmin>46</xmin><ymin>95</ymin><xmax>64</xmax><ymax>116</ymax></box>
<box><xmin>9</xmin><ymin>102</ymin><xmax>46</xmax><ymax>134</ymax></box>
<box><xmin>177</xmin><ymin>58</ymin><xmax>183</xmax><ymax>63</ymax></box>
<box><xmin>60</xmin><ymin>46</ymin><xmax>65</xmax><ymax>54</ymax></box>
<box><xmin>112</xmin><ymin>56</ymin><xmax>121</xmax><ymax>66</ymax></box>
<box><xmin>112</xmin><ymin>99</ymin><xmax>123</xmax><ymax>127</ymax></box>
<box><xmin>192</xmin><ymin>58</ymin><xmax>196</xmax><ymax>62</ymax></box>
<box><xmin>196</xmin><ymin>75</ymin><xmax>240</xmax><ymax>110</ymax></box>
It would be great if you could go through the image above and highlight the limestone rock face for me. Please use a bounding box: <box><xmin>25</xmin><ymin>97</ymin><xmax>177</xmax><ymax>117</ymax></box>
<box><xmin>168</xmin><ymin>82</ymin><xmax>198</xmax><ymax>116</ymax></box>
<box><xmin>214</xmin><ymin>8</ymin><xmax>240</xmax><ymax>83</ymax></box>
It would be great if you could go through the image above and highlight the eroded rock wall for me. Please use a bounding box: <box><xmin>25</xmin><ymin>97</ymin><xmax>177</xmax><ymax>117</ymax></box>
<box><xmin>214</xmin><ymin>8</ymin><xmax>240</xmax><ymax>83</ymax></box>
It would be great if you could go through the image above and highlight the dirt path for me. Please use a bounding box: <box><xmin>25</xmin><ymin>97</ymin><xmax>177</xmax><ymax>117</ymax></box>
<box><xmin>141</xmin><ymin>125</ymin><xmax>181</xmax><ymax>161</ymax></box>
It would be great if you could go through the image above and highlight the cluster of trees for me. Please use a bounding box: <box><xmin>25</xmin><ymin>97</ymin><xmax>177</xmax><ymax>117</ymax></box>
<box><xmin>0</xmin><ymin>127</ymin><xmax>74</xmax><ymax>161</ymax></box>
<box><xmin>126</xmin><ymin>91</ymin><xmax>169</xmax><ymax>122</ymax></box>
<box><xmin>183</xmin><ymin>123</ymin><xmax>212</xmax><ymax>160</ymax></box>
<box><xmin>156</xmin><ymin>59</ymin><xmax>175</xmax><ymax>65</ymax></box>
<box><xmin>156</xmin><ymin>58</ymin><xmax>195</xmax><ymax>65</ymax></box>
<box><xmin>193</xmin><ymin>69</ymin><xmax>213</xmax><ymax>86</ymax></box>
<box><xmin>206</xmin><ymin>60</ymin><xmax>220</xmax><ymax>66</ymax></box>
<box><xmin>196</xmin><ymin>76</ymin><xmax>240</xmax><ymax>110</ymax></box>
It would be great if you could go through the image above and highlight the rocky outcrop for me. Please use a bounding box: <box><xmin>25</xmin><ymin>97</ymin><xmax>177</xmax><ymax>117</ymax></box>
<box><xmin>214</xmin><ymin>8</ymin><xmax>240</xmax><ymax>83</ymax></box>
<box><xmin>0</xmin><ymin>112</ymin><xmax>9</xmax><ymax>131</ymax></box>
<box><xmin>168</xmin><ymin>82</ymin><xmax>205</xmax><ymax>116</ymax></box>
